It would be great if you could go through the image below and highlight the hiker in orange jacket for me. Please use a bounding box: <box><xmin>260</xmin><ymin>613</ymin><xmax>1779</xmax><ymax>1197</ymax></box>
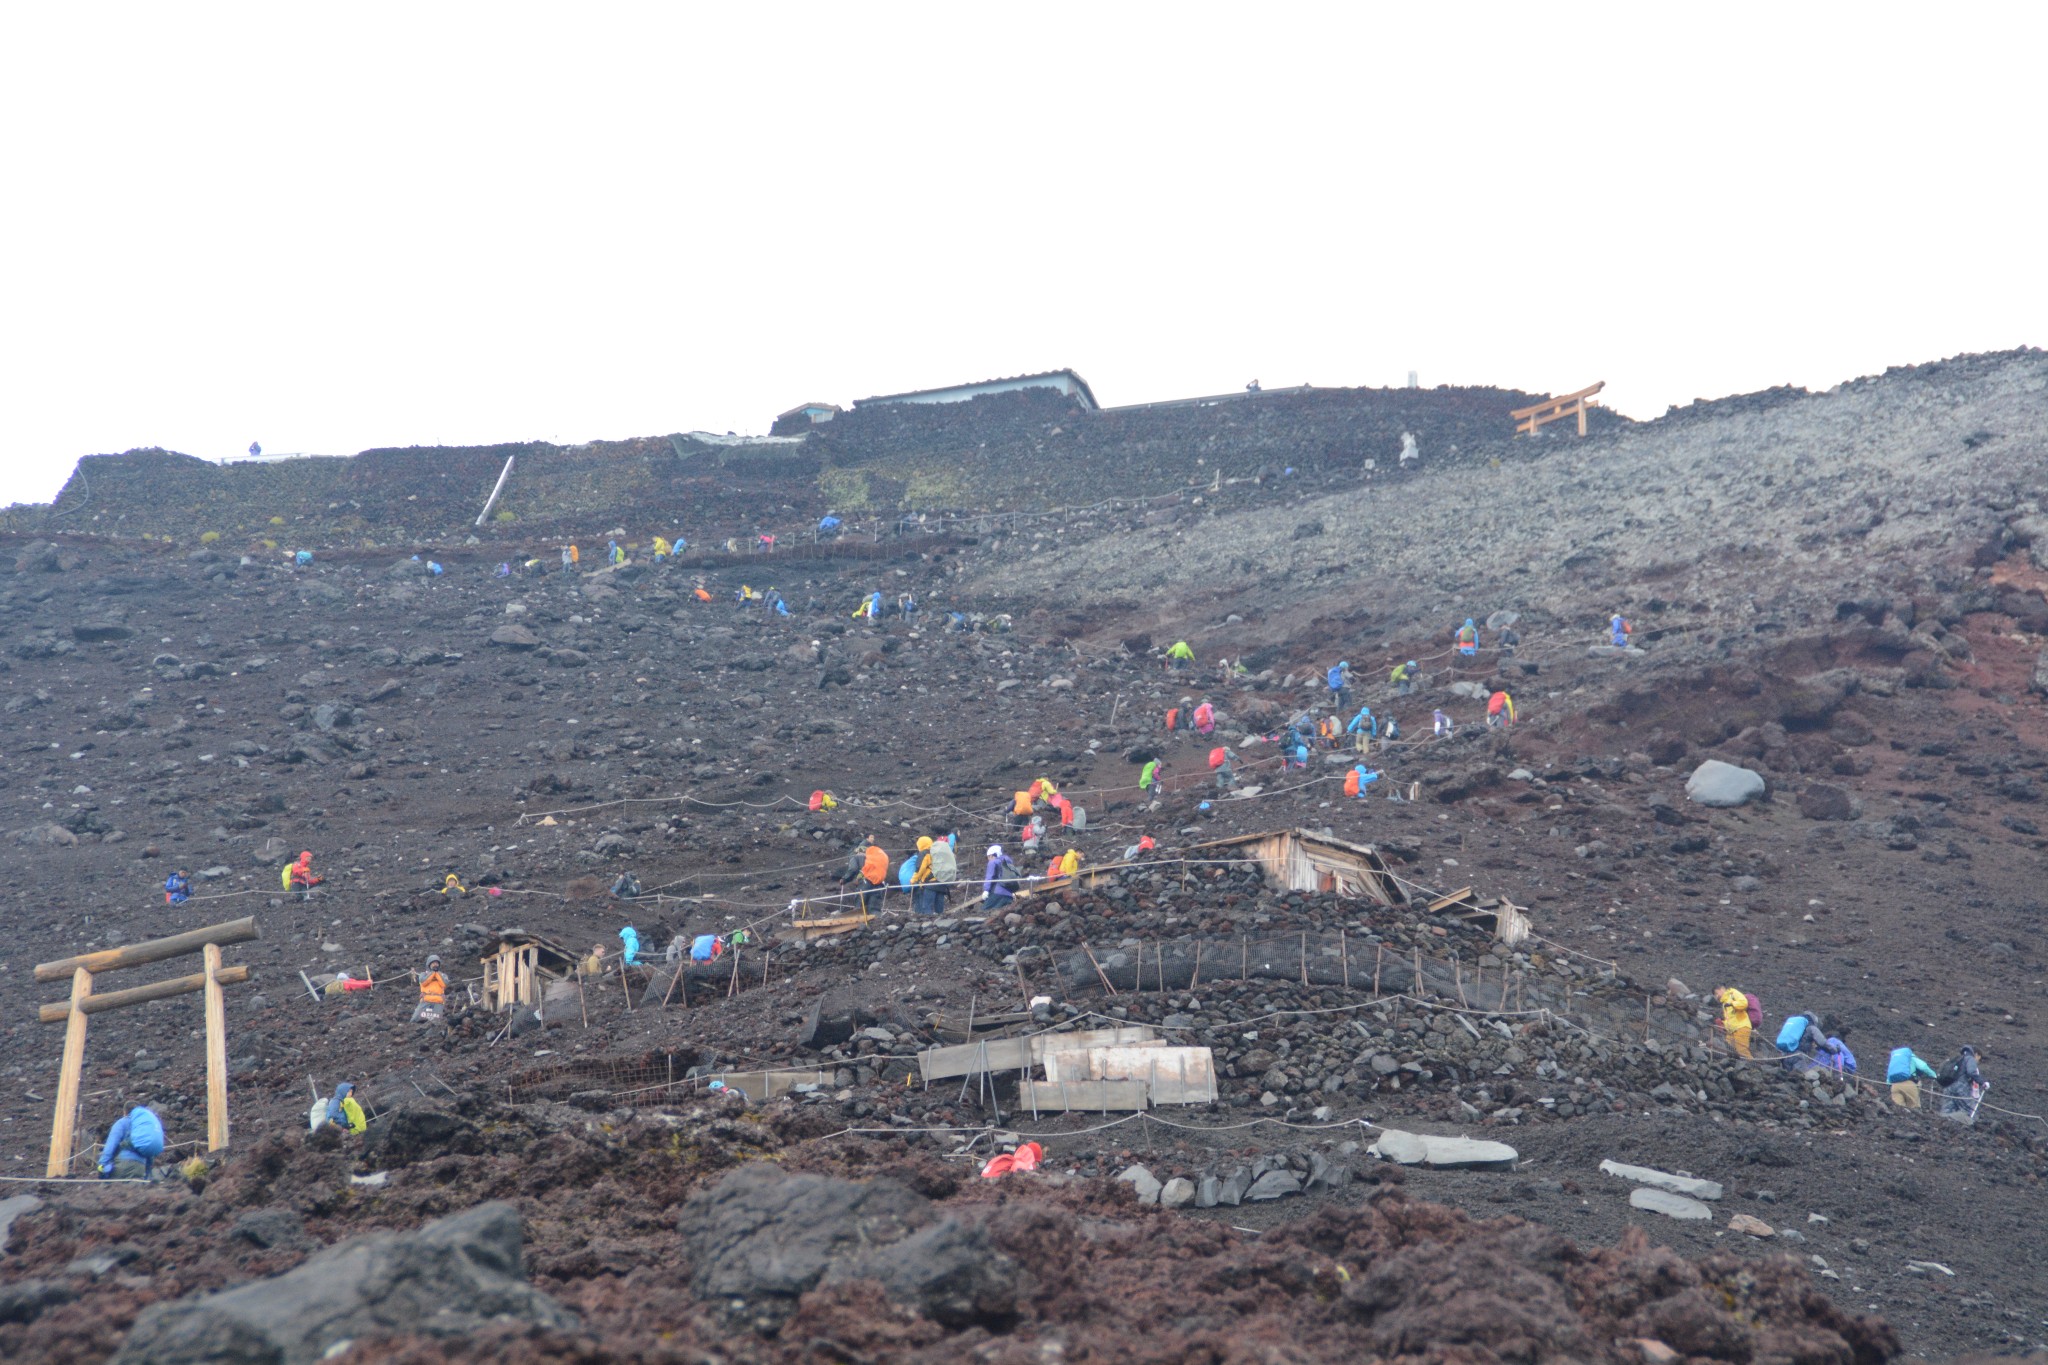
<box><xmin>283</xmin><ymin>851</ymin><xmax>322</xmax><ymax>896</ymax></box>
<box><xmin>858</xmin><ymin>841</ymin><xmax>889</xmax><ymax>914</ymax></box>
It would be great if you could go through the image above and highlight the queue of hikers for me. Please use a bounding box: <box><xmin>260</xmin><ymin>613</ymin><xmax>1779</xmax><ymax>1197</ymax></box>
<box><xmin>1713</xmin><ymin>986</ymin><xmax>1987</xmax><ymax>1120</ymax></box>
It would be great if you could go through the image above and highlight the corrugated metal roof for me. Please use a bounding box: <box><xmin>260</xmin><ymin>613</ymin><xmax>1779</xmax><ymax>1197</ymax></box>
<box><xmin>854</xmin><ymin>369</ymin><xmax>1099</xmax><ymax>410</ymax></box>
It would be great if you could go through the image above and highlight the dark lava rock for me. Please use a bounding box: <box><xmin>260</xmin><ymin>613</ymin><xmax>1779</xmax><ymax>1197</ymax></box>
<box><xmin>227</xmin><ymin>1208</ymin><xmax>315</xmax><ymax>1253</ymax></box>
<box><xmin>0</xmin><ymin>1279</ymin><xmax>75</xmax><ymax>1326</ymax></box>
<box><xmin>361</xmin><ymin>1106</ymin><xmax>482</xmax><ymax>1167</ymax></box>
<box><xmin>676</xmin><ymin>1164</ymin><xmax>1015</xmax><ymax>1333</ymax></box>
<box><xmin>115</xmin><ymin>1202</ymin><xmax>572</xmax><ymax>1364</ymax></box>
<box><xmin>489</xmin><ymin>623</ymin><xmax>540</xmax><ymax>650</ymax></box>
<box><xmin>1797</xmin><ymin>783</ymin><xmax>1857</xmax><ymax>821</ymax></box>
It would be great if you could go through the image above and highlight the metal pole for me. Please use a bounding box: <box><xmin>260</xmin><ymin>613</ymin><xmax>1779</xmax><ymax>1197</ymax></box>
<box><xmin>474</xmin><ymin>456</ymin><xmax>516</xmax><ymax>528</ymax></box>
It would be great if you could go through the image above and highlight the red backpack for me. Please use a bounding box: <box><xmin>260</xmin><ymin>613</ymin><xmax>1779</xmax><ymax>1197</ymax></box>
<box><xmin>1209</xmin><ymin>747</ymin><xmax>1227</xmax><ymax>770</ymax></box>
<box><xmin>1165</xmin><ymin>708</ymin><xmax>1179</xmax><ymax>731</ymax></box>
<box><xmin>1744</xmin><ymin>993</ymin><xmax>1762</xmax><ymax>1029</ymax></box>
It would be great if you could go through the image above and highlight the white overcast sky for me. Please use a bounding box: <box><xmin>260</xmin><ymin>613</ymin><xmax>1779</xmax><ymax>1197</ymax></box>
<box><xmin>2</xmin><ymin>5</ymin><xmax>2041</xmax><ymax>506</ymax></box>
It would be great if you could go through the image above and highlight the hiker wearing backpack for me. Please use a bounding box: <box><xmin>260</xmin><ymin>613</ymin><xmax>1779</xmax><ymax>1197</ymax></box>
<box><xmin>1936</xmin><ymin>1046</ymin><xmax>1985</xmax><ymax>1118</ymax></box>
<box><xmin>1775</xmin><ymin>1012</ymin><xmax>1821</xmax><ymax>1069</ymax></box>
<box><xmin>1886</xmin><ymin>1047</ymin><xmax>1937</xmax><ymax>1109</ymax></box>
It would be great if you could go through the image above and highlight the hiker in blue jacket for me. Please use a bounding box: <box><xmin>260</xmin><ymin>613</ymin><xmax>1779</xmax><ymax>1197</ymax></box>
<box><xmin>1327</xmin><ymin>661</ymin><xmax>1350</xmax><ymax>710</ymax></box>
<box><xmin>98</xmin><ymin>1104</ymin><xmax>166</xmax><ymax>1178</ymax></box>
<box><xmin>1814</xmin><ymin>1036</ymin><xmax>1856</xmax><ymax>1075</ymax></box>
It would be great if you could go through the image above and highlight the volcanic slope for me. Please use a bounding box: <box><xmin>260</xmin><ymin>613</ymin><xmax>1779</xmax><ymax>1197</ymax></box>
<box><xmin>1</xmin><ymin>350</ymin><xmax>2046</xmax><ymax>1361</ymax></box>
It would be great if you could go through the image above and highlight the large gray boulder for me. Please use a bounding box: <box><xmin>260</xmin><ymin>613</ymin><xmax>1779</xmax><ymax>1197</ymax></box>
<box><xmin>489</xmin><ymin>623</ymin><xmax>540</xmax><ymax>650</ymax></box>
<box><xmin>675</xmin><ymin>1165</ymin><xmax>1015</xmax><ymax>1333</ymax></box>
<box><xmin>114</xmin><ymin>1202</ymin><xmax>573</xmax><ymax>1364</ymax></box>
<box><xmin>1684</xmin><ymin>759</ymin><xmax>1767</xmax><ymax>808</ymax></box>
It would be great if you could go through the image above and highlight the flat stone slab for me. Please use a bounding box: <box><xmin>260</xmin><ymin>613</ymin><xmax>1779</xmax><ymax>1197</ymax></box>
<box><xmin>0</xmin><ymin>1195</ymin><xmax>44</xmax><ymax>1255</ymax></box>
<box><xmin>1630</xmin><ymin>1187</ymin><xmax>1713</xmax><ymax>1220</ymax></box>
<box><xmin>1369</xmin><ymin>1128</ymin><xmax>1518</xmax><ymax>1170</ymax></box>
<box><xmin>1244</xmin><ymin>1170</ymin><xmax>1302</xmax><ymax>1201</ymax></box>
<box><xmin>1600</xmin><ymin>1159</ymin><xmax>1724</xmax><ymax>1201</ymax></box>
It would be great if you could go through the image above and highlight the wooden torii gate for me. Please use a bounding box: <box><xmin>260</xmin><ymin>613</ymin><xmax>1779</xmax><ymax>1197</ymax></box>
<box><xmin>1511</xmin><ymin>381</ymin><xmax>1605</xmax><ymax>437</ymax></box>
<box><xmin>36</xmin><ymin>916</ymin><xmax>258</xmax><ymax>1177</ymax></box>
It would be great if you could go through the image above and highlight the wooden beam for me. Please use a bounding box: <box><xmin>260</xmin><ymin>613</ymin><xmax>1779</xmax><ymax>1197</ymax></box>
<box><xmin>203</xmin><ymin>944</ymin><xmax>230</xmax><ymax>1152</ymax></box>
<box><xmin>38</xmin><ymin>964</ymin><xmax>251</xmax><ymax>1023</ymax></box>
<box><xmin>47</xmin><ymin>968</ymin><xmax>92</xmax><ymax>1177</ymax></box>
<box><xmin>1508</xmin><ymin>381</ymin><xmax>1605</xmax><ymax>420</ymax></box>
<box><xmin>35</xmin><ymin>917</ymin><xmax>259</xmax><ymax>983</ymax></box>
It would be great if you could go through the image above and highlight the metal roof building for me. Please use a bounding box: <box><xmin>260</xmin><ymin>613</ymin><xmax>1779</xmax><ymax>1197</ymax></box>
<box><xmin>853</xmin><ymin>369</ymin><xmax>1098</xmax><ymax>412</ymax></box>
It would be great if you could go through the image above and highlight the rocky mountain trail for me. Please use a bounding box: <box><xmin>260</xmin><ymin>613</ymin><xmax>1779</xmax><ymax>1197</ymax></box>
<box><xmin>4</xmin><ymin>350</ymin><xmax>2048</xmax><ymax>1359</ymax></box>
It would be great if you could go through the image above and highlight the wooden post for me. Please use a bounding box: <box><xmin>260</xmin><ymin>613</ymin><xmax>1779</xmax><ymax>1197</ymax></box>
<box><xmin>1080</xmin><ymin>940</ymin><xmax>1118</xmax><ymax>996</ymax></box>
<box><xmin>203</xmin><ymin>944</ymin><xmax>230</xmax><ymax>1152</ymax></box>
<box><xmin>1499</xmin><ymin>967</ymin><xmax>1512</xmax><ymax>1011</ymax></box>
<box><xmin>1413</xmin><ymin>946</ymin><xmax>1424</xmax><ymax>1000</ymax></box>
<box><xmin>1341</xmin><ymin>930</ymin><xmax>1349</xmax><ymax>990</ymax></box>
<box><xmin>1191</xmin><ymin>940</ymin><xmax>1202</xmax><ymax>990</ymax></box>
<box><xmin>47</xmin><ymin>968</ymin><xmax>92</xmax><ymax>1177</ymax></box>
<box><xmin>1374</xmin><ymin>943</ymin><xmax>1383</xmax><ymax>999</ymax></box>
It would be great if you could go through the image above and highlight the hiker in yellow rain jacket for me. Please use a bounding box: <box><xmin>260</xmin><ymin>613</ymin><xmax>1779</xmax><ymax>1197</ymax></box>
<box><xmin>652</xmin><ymin>536</ymin><xmax>672</xmax><ymax>561</ymax></box>
<box><xmin>1716</xmin><ymin>987</ymin><xmax>1755</xmax><ymax>1060</ymax></box>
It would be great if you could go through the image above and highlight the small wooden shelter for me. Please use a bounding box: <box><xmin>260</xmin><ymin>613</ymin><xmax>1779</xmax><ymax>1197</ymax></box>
<box><xmin>1191</xmin><ymin>829</ymin><xmax>1409</xmax><ymax>905</ymax></box>
<box><xmin>480</xmin><ymin>929</ymin><xmax>580</xmax><ymax>1011</ymax></box>
<box><xmin>1425</xmin><ymin>887</ymin><xmax>1533</xmax><ymax>948</ymax></box>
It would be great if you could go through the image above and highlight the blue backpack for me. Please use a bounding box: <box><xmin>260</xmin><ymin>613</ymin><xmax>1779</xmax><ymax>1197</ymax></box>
<box><xmin>127</xmin><ymin>1107</ymin><xmax>166</xmax><ymax>1157</ymax></box>
<box><xmin>1775</xmin><ymin>1014</ymin><xmax>1810</xmax><ymax>1053</ymax></box>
